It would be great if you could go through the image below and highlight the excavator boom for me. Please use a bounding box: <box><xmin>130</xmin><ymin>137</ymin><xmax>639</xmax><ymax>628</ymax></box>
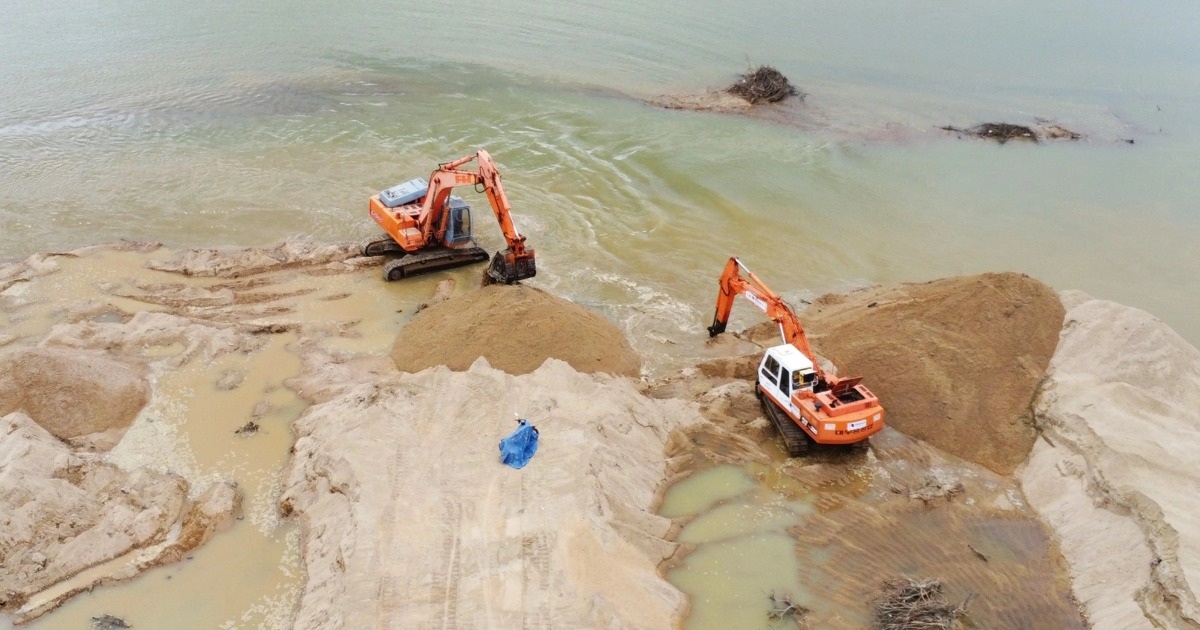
<box><xmin>708</xmin><ymin>257</ymin><xmax>816</xmax><ymax>363</ymax></box>
<box><xmin>707</xmin><ymin>256</ymin><xmax>885</xmax><ymax>452</ymax></box>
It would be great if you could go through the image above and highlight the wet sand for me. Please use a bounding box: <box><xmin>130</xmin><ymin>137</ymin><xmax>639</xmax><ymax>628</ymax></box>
<box><xmin>3</xmin><ymin>241</ymin><xmax>1198</xmax><ymax>629</ymax></box>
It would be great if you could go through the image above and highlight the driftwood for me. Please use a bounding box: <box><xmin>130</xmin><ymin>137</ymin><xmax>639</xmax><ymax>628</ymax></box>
<box><xmin>234</xmin><ymin>420</ymin><xmax>260</xmax><ymax>435</ymax></box>
<box><xmin>91</xmin><ymin>615</ymin><xmax>132</xmax><ymax>630</ymax></box>
<box><xmin>727</xmin><ymin>66</ymin><xmax>800</xmax><ymax>104</ymax></box>
<box><xmin>940</xmin><ymin>123</ymin><xmax>1037</xmax><ymax>144</ymax></box>
<box><xmin>871</xmin><ymin>578</ymin><xmax>972</xmax><ymax>630</ymax></box>
<box><xmin>767</xmin><ymin>590</ymin><xmax>810</xmax><ymax>627</ymax></box>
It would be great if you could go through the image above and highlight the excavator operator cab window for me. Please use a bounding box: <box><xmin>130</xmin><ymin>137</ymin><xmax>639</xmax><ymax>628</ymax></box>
<box><xmin>761</xmin><ymin>355</ymin><xmax>780</xmax><ymax>386</ymax></box>
<box><xmin>446</xmin><ymin>200</ymin><xmax>472</xmax><ymax>245</ymax></box>
<box><xmin>778</xmin><ymin>365</ymin><xmax>791</xmax><ymax>397</ymax></box>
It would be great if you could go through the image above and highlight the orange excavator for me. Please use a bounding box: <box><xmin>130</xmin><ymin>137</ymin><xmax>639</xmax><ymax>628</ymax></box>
<box><xmin>707</xmin><ymin>257</ymin><xmax>884</xmax><ymax>455</ymax></box>
<box><xmin>361</xmin><ymin>150</ymin><xmax>536</xmax><ymax>283</ymax></box>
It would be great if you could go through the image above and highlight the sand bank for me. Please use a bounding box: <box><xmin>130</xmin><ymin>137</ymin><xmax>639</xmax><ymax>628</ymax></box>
<box><xmin>280</xmin><ymin>356</ymin><xmax>698</xmax><ymax>629</ymax></box>
<box><xmin>3</xmin><ymin>240</ymin><xmax>1198</xmax><ymax>630</ymax></box>
<box><xmin>1020</xmin><ymin>291</ymin><xmax>1200</xmax><ymax>629</ymax></box>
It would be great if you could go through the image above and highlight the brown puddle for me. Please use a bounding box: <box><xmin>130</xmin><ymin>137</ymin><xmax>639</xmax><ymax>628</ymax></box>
<box><xmin>661</xmin><ymin>428</ymin><xmax>1085</xmax><ymax>629</ymax></box>
<box><xmin>1</xmin><ymin>243</ymin><xmax>451</xmax><ymax>628</ymax></box>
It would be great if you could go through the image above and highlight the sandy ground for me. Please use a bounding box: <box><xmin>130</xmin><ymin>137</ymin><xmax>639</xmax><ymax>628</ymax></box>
<box><xmin>0</xmin><ymin>241</ymin><xmax>361</xmax><ymax>624</ymax></box>
<box><xmin>280</xmin><ymin>355</ymin><xmax>698</xmax><ymax>629</ymax></box>
<box><xmin>3</xmin><ymin>240</ymin><xmax>1199</xmax><ymax>630</ymax></box>
<box><xmin>0</xmin><ymin>347</ymin><xmax>149</xmax><ymax>451</ymax></box>
<box><xmin>281</xmin><ymin>279</ymin><xmax>693</xmax><ymax>628</ymax></box>
<box><xmin>648</xmin><ymin>364</ymin><xmax>1085</xmax><ymax>628</ymax></box>
<box><xmin>1020</xmin><ymin>290</ymin><xmax>1200</xmax><ymax>629</ymax></box>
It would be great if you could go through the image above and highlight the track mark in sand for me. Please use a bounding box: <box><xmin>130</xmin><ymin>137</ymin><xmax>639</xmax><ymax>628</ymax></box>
<box><xmin>521</xmin><ymin>532</ymin><xmax>554</xmax><ymax>630</ymax></box>
<box><xmin>377</xmin><ymin>424</ymin><xmax>405</xmax><ymax>621</ymax></box>
<box><xmin>518</xmin><ymin>468</ymin><xmax>554</xmax><ymax>630</ymax></box>
<box><xmin>431</xmin><ymin>498</ymin><xmax>463</xmax><ymax>629</ymax></box>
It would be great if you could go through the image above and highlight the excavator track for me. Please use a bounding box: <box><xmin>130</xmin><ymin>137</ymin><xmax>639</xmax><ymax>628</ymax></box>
<box><xmin>758</xmin><ymin>389</ymin><xmax>811</xmax><ymax>456</ymax></box>
<box><xmin>382</xmin><ymin>246</ymin><xmax>490</xmax><ymax>281</ymax></box>
<box><xmin>361</xmin><ymin>236</ymin><xmax>406</xmax><ymax>257</ymax></box>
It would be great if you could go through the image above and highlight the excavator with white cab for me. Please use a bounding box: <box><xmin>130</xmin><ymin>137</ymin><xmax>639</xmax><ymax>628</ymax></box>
<box><xmin>707</xmin><ymin>256</ymin><xmax>885</xmax><ymax>455</ymax></box>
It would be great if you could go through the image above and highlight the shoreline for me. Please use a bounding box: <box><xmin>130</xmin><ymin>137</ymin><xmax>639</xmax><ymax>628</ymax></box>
<box><xmin>1</xmin><ymin>240</ymin><xmax>1197</xmax><ymax>628</ymax></box>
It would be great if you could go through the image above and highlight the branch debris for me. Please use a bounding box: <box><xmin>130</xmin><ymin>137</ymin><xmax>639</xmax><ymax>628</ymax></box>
<box><xmin>871</xmin><ymin>578</ymin><xmax>972</xmax><ymax>630</ymax></box>
<box><xmin>767</xmin><ymin>590</ymin><xmax>810</xmax><ymax>625</ymax></box>
<box><xmin>940</xmin><ymin>123</ymin><xmax>1037</xmax><ymax>144</ymax></box>
<box><xmin>727</xmin><ymin>66</ymin><xmax>801</xmax><ymax>105</ymax></box>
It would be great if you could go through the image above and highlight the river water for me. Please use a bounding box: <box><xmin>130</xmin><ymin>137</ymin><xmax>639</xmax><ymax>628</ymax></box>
<box><xmin>2</xmin><ymin>1</ymin><xmax>1198</xmax><ymax>626</ymax></box>
<box><xmin>3</xmin><ymin>0</ymin><xmax>1198</xmax><ymax>353</ymax></box>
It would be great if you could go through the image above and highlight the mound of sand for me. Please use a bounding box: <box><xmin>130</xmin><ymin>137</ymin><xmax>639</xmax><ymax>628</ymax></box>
<box><xmin>801</xmin><ymin>272</ymin><xmax>1064</xmax><ymax>474</ymax></box>
<box><xmin>279</xmin><ymin>354</ymin><xmax>698</xmax><ymax>629</ymax></box>
<box><xmin>0</xmin><ymin>348</ymin><xmax>149</xmax><ymax>449</ymax></box>
<box><xmin>391</xmin><ymin>284</ymin><xmax>641</xmax><ymax>377</ymax></box>
<box><xmin>1020</xmin><ymin>291</ymin><xmax>1200</xmax><ymax>628</ymax></box>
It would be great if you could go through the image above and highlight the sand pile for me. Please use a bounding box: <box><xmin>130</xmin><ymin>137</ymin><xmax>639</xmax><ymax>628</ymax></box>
<box><xmin>801</xmin><ymin>272</ymin><xmax>1064</xmax><ymax>474</ymax></box>
<box><xmin>279</xmin><ymin>352</ymin><xmax>699</xmax><ymax>629</ymax></box>
<box><xmin>0</xmin><ymin>348</ymin><xmax>149</xmax><ymax>450</ymax></box>
<box><xmin>1020</xmin><ymin>291</ymin><xmax>1200</xmax><ymax>628</ymax></box>
<box><xmin>391</xmin><ymin>284</ymin><xmax>642</xmax><ymax>377</ymax></box>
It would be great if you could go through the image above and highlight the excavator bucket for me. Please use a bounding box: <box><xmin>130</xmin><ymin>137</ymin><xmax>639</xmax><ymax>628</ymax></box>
<box><xmin>484</xmin><ymin>249</ymin><xmax>537</xmax><ymax>284</ymax></box>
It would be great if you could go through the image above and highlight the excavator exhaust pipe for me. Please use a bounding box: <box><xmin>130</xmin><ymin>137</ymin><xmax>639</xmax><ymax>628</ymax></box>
<box><xmin>485</xmin><ymin>249</ymin><xmax>536</xmax><ymax>285</ymax></box>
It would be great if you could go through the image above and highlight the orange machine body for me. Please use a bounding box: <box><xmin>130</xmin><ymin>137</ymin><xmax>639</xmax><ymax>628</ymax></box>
<box><xmin>366</xmin><ymin>149</ymin><xmax>535</xmax><ymax>283</ymax></box>
<box><xmin>708</xmin><ymin>257</ymin><xmax>885</xmax><ymax>447</ymax></box>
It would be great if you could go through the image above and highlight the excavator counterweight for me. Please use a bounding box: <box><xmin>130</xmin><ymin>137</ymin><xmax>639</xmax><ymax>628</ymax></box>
<box><xmin>708</xmin><ymin>256</ymin><xmax>885</xmax><ymax>454</ymax></box>
<box><xmin>363</xmin><ymin>150</ymin><xmax>536</xmax><ymax>284</ymax></box>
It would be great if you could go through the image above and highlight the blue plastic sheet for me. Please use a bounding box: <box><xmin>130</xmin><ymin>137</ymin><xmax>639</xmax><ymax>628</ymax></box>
<box><xmin>499</xmin><ymin>419</ymin><xmax>539</xmax><ymax>469</ymax></box>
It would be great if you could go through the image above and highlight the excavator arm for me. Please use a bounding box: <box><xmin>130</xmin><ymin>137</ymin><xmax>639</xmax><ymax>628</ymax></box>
<box><xmin>418</xmin><ymin>150</ymin><xmax>536</xmax><ymax>283</ymax></box>
<box><xmin>707</xmin><ymin>256</ymin><xmax>817</xmax><ymax>365</ymax></box>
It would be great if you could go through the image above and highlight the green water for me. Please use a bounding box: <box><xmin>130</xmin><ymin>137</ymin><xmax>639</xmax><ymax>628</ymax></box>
<box><xmin>660</xmin><ymin>465</ymin><xmax>815</xmax><ymax>629</ymax></box>
<box><xmin>2</xmin><ymin>1</ymin><xmax>1198</xmax><ymax>625</ymax></box>
<box><xmin>2</xmin><ymin>0</ymin><xmax>1198</xmax><ymax>357</ymax></box>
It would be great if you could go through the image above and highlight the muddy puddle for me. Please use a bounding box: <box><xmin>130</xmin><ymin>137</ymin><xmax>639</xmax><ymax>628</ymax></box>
<box><xmin>661</xmin><ymin>429</ymin><xmax>1085</xmax><ymax>629</ymax></box>
<box><xmin>28</xmin><ymin>335</ymin><xmax>306</xmax><ymax>629</ymax></box>
<box><xmin>1</xmin><ymin>244</ymin><xmax>460</xmax><ymax>628</ymax></box>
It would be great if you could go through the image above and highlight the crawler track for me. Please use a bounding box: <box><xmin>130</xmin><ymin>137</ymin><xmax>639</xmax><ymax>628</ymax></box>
<box><xmin>758</xmin><ymin>389</ymin><xmax>811</xmax><ymax>456</ymax></box>
<box><xmin>382</xmin><ymin>246</ymin><xmax>490</xmax><ymax>281</ymax></box>
<box><xmin>361</xmin><ymin>235</ymin><xmax>406</xmax><ymax>257</ymax></box>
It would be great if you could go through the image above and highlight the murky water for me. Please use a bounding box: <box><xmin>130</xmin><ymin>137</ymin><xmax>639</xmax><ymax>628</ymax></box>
<box><xmin>1</xmin><ymin>247</ymin><xmax>445</xmax><ymax>628</ymax></box>
<box><xmin>660</xmin><ymin>465</ymin><xmax>814</xmax><ymax>628</ymax></box>
<box><xmin>2</xmin><ymin>0</ymin><xmax>1198</xmax><ymax>357</ymax></box>
<box><xmin>2</xmin><ymin>1</ymin><xmax>1198</xmax><ymax>626</ymax></box>
<box><xmin>29</xmin><ymin>334</ymin><xmax>306</xmax><ymax>629</ymax></box>
<box><xmin>661</xmin><ymin>431</ymin><xmax>1086</xmax><ymax>629</ymax></box>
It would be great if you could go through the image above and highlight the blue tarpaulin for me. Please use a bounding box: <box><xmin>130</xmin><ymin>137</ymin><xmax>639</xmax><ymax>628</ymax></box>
<box><xmin>499</xmin><ymin>419</ymin><xmax>539</xmax><ymax>469</ymax></box>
